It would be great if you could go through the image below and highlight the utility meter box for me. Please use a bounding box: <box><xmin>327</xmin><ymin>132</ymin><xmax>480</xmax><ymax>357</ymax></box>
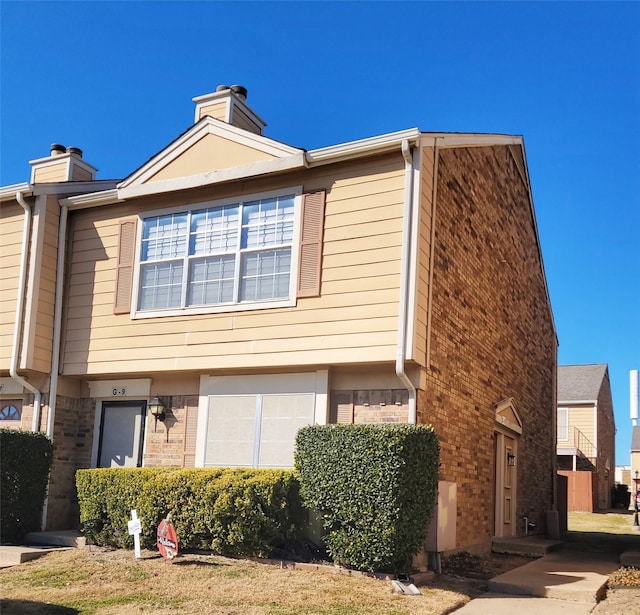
<box><xmin>426</xmin><ymin>481</ymin><xmax>457</xmax><ymax>552</ymax></box>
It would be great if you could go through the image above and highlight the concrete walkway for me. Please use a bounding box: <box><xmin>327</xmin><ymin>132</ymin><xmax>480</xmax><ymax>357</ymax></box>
<box><xmin>0</xmin><ymin>531</ymin><xmax>84</xmax><ymax>568</ymax></box>
<box><xmin>453</xmin><ymin>549</ymin><xmax>620</xmax><ymax>614</ymax></box>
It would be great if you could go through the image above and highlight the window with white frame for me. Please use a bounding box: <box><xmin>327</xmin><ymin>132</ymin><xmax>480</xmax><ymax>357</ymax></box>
<box><xmin>197</xmin><ymin>372</ymin><xmax>328</xmax><ymax>469</ymax></box>
<box><xmin>205</xmin><ymin>393</ymin><xmax>315</xmax><ymax>468</ymax></box>
<box><xmin>138</xmin><ymin>191</ymin><xmax>298</xmax><ymax>312</ymax></box>
<box><xmin>557</xmin><ymin>407</ymin><xmax>569</xmax><ymax>441</ymax></box>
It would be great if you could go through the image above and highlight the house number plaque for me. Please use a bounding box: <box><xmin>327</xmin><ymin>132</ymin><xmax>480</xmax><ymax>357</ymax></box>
<box><xmin>112</xmin><ymin>387</ymin><xmax>127</xmax><ymax>396</ymax></box>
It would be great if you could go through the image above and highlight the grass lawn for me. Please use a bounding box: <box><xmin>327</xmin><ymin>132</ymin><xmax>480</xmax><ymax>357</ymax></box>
<box><xmin>0</xmin><ymin>548</ymin><xmax>473</xmax><ymax>615</ymax></box>
<box><xmin>2</xmin><ymin>511</ymin><xmax>639</xmax><ymax>615</ymax></box>
<box><xmin>566</xmin><ymin>510</ymin><xmax>640</xmax><ymax>553</ymax></box>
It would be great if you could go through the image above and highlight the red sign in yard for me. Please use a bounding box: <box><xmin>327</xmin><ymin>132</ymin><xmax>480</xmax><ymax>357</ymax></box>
<box><xmin>157</xmin><ymin>514</ymin><xmax>179</xmax><ymax>561</ymax></box>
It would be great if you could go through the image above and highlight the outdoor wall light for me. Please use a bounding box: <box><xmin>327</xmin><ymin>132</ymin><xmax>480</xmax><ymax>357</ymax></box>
<box><xmin>148</xmin><ymin>397</ymin><xmax>166</xmax><ymax>423</ymax></box>
<box><xmin>507</xmin><ymin>452</ymin><xmax>516</xmax><ymax>467</ymax></box>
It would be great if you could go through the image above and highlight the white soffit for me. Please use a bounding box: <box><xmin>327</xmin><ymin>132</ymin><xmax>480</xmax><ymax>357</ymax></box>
<box><xmin>419</xmin><ymin>133</ymin><xmax>524</xmax><ymax>149</ymax></box>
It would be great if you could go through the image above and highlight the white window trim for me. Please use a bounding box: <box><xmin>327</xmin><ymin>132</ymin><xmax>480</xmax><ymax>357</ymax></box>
<box><xmin>195</xmin><ymin>371</ymin><xmax>328</xmax><ymax>467</ymax></box>
<box><xmin>131</xmin><ymin>186</ymin><xmax>303</xmax><ymax>319</ymax></box>
<box><xmin>557</xmin><ymin>406</ymin><xmax>569</xmax><ymax>442</ymax></box>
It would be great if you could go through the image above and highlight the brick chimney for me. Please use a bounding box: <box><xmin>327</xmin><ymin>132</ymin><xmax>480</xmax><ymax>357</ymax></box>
<box><xmin>192</xmin><ymin>84</ymin><xmax>266</xmax><ymax>135</ymax></box>
<box><xmin>29</xmin><ymin>144</ymin><xmax>98</xmax><ymax>183</ymax></box>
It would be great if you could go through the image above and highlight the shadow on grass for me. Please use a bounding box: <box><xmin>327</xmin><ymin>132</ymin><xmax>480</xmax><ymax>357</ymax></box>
<box><xmin>0</xmin><ymin>599</ymin><xmax>79</xmax><ymax>614</ymax></box>
<box><xmin>563</xmin><ymin>529</ymin><xmax>640</xmax><ymax>553</ymax></box>
<box><xmin>171</xmin><ymin>558</ymin><xmax>222</xmax><ymax>567</ymax></box>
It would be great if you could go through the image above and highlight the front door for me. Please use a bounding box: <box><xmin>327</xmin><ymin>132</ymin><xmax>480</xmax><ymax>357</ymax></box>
<box><xmin>97</xmin><ymin>401</ymin><xmax>146</xmax><ymax>468</ymax></box>
<box><xmin>494</xmin><ymin>431</ymin><xmax>517</xmax><ymax>537</ymax></box>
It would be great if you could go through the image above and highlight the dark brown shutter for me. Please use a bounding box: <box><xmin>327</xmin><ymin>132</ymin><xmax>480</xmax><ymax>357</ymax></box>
<box><xmin>297</xmin><ymin>190</ymin><xmax>326</xmax><ymax>298</ymax></box>
<box><xmin>113</xmin><ymin>218</ymin><xmax>137</xmax><ymax>314</ymax></box>
<box><xmin>182</xmin><ymin>398</ymin><xmax>199</xmax><ymax>468</ymax></box>
<box><xmin>330</xmin><ymin>391</ymin><xmax>354</xmax><ymax>424</ymax></box>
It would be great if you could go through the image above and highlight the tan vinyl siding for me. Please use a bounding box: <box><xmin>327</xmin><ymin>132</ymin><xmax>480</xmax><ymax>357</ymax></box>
<box><xmin>568</xmin><ymin>405</ymin><xmax>596</xmax><ymax>444</ymax></box>
<box><xmin>231</xmin><ymin>106</ymin><xmax>261</xmax><ymax>134</ymax></box>
<box><xmin>30</xmin><ymin>195</ymin><xmax>60</xmax><ymax>372</ymax></box>
<box><xmin>197</xmin><ymin>101</ymin><xmax>228</xmax><ymax>122</ymax></box>
<box><xmin>33</xmin><ymin>161</ymin><xmax>68</xmax><ymax>183</ymax></box>
<box><xmin>0</xmin><ymin>202</ymin><xmax>25</xmax><ymax>370</ymax></box>
<box><xmin>62</xmin><ymin>153</ymin><xmax>406</xmax><ymax>376</ymax></box>
<box><xmin>145</xmin><ymin>133</ymin><xmax>275</xmax><ymax>183</ymax></box>
<box><xmin>70</xmin><ymin>164</ymin><xmax>93</xmax><ymax>182</ymax></box>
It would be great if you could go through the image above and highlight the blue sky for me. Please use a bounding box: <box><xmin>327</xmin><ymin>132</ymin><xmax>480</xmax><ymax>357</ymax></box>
<box><xmin>1</xmin><ymin>1</ymin><xmax>638</xmax><ymax>465</ymax></box>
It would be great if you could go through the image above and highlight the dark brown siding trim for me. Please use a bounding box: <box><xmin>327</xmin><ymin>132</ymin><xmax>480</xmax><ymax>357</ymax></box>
<box><xmin>297</xmin><ymin>190</ymin><xmax>325</xmax><ymax>298</ymax></box>
<box><xmin>113</xmin><ymin>218</ymin><xmax>137</xmax><ymax>314</ymax></box>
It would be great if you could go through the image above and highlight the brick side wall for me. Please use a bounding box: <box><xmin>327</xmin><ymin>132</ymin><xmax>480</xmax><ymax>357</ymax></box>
<box><xmin>596</xmin><ymin>373</ymin><xmax>616</xmax><ymax>509</ymax></box>
<box><xmin>418</xmin><ymin>145</ymin><xmax>557</xmax><ymax>551</ymax></box>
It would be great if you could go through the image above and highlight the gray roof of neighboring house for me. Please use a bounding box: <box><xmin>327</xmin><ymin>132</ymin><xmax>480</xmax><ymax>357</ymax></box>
<box><xmin>557</xmin><ymin>364</ymin><xmax>608</xmax><ymax>402</ymax></box>
<box><xmin>632</xmin><ymin>426</ymin><xmax>640</xmax><ymax>452</ymax></box>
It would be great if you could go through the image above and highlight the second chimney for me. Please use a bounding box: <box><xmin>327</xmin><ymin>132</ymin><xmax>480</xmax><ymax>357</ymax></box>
<box><xmin>192</xmin><ymin>84</ymin><xmax>266</xmax><ymax>135</ymax></box>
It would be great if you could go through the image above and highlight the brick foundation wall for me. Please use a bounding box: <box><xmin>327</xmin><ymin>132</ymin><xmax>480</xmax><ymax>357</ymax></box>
<box><xmin>419</xmin><ymin>145</ymin><xmax>557</xmax><ymax>551</ymax></box>
<box><xmin>330</xmin><ymin>389</ymin><xmax>410</xmax><ymax>424</ymax></box>
<box><xmin>144</xmin><ymin>396</ymin><xmax>197</xmax><ymax>467</ymax></box>
<box><xmin>46</xmin><ymin>396</ymin><xmax>96</xmax><ymax>529</ymax></box>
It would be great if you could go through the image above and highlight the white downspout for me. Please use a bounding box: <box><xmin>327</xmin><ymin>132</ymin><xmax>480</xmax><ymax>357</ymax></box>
<box><xmin>397</xmin><ymin>139</ymin><xmax>417</xmax><ymax>424</ymax></box>
<box><xmin>12</xmin><ymin>191</ymin><xmax>42</xmax><ymax>431</ymax></box>
<box><xmin>46</xmin><ymin>203</ymin><xmax>68</xmax><ymax>439</ymax></box>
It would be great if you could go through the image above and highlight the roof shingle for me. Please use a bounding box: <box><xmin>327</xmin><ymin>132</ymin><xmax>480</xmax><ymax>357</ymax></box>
<box><xmin>557</xmin><ymin>364</ymin><xmax>608</xmax><ymax>402</ymax></box>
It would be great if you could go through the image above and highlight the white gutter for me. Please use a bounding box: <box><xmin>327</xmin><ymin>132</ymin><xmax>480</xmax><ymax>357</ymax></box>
<box><xmin>397</xmin><ymin>140</ymin><xmax>417</xmax><ymax>424</ymax></box>
<box><xmin>307</xmin><ymin>128</ymin><xmax>421</xmax><ymax>166</ymax></box>
<box><xmin>46</xmin><ymin>203</ymin><xmax>69</xmax><ymax>439</ymax></box>
<box><xmin>11</xmin><ymin>191</ymin><xmax>42</xmax><ymax>431</ymax></box>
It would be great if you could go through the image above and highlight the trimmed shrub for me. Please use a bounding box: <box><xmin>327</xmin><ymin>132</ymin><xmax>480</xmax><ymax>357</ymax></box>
<box><xmin>76</xmin><ymin>467</ymin><xmax>301</xmax><ymax>557</ymax></box>
<box><xmin>1</xmin><ymin>429</ymin><xmax>53</xmax><ymax>543</ymax></box>
<box><xmin>295</xmin><ymin>423</ymin><xmax>439</xmax><ymax>574</ymax></box>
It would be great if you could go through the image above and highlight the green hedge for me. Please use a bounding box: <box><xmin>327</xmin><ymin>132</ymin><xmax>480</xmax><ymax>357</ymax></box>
<box><xmin>1</xmin><ymin>429</ymin><xmax>53</xmax><ymax>543</ymax></box>
<box><xmin>295</xmin><ymin>424</ymin><xmax>439</xmax><ymax>574</ymax></box>
<box><xmin>76</xmin><ymin>467</ymin><xmax>302</xmax><ymax>557</ymax></box>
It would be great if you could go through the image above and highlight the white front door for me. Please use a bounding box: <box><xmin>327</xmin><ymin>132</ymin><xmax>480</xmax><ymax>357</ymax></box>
<box><xmin>98</xmin><ymin>401</ymin><xmax>146</xmax><ymax>468</ymax></box>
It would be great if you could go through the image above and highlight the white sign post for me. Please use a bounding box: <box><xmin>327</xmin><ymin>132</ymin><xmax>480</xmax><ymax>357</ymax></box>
<box><xmin>127</xmin><ymin>509</ymin><xmax>142</xmax><ymax>559</ymax></box>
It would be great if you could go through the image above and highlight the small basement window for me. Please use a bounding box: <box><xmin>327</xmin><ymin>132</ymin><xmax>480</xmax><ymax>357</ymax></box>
<box><xmin>0</xmin><ymin>400</ymin><xmax>22</xmax><ymax>421</ymax></box>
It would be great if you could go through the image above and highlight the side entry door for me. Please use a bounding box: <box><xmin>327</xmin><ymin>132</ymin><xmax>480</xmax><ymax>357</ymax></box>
<box><xmin>97</xmin><ymin>401</ymin><xmax>146</xmax><ymax>468</ymax></box>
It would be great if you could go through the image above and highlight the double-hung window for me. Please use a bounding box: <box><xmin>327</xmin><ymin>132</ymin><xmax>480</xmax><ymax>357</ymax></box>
<box><xmin>557</xmin><ymin>407</ymin><xmax>569</xmax><ymax>442</ymax></box>
<box><xmin>137</xmin><ymin>190</ymin><xmax>298</xmax><ymax>314</ymax></box>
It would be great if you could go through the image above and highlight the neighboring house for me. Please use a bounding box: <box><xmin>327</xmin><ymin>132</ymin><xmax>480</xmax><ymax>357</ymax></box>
<box><xmin>615</xmin><ymin>465</ymin><xmax>631</xmax><ymax>487</ymax></box>
<box><xmin>0</xmin><ymin>84</ymin><xmax>557</xmax><ymax>553</ymax></box>
<box><xmin>557</xmin><ymin>364</ymin><xmax>616</xmax><ymax>510</ymax></box>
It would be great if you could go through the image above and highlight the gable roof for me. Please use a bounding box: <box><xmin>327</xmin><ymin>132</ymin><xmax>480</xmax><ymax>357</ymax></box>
<box><xmin>557</xmin><ymin>364</ymin><xmax>608</xmax><ymax>403</ymax></box>
<box><xmin>117</xmin><ymin>115</ymin><xmax>305</xmax><ymax>198</ymax></box>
